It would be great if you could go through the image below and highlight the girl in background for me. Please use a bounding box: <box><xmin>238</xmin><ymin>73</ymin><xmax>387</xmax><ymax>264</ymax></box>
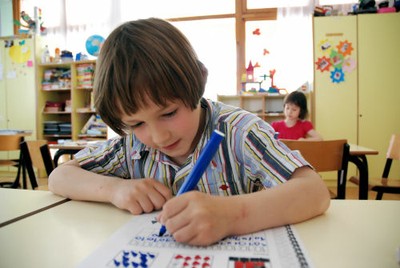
<box><xmin>272</xmin><ymin>91</ymin><xmax>323</xmax><ymax>141</ymax></box>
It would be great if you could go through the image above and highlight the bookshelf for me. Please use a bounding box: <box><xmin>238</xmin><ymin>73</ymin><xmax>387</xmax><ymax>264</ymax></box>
<box><xmin>217</xmin><ymin>94</ymin><xmax>286</xmax><ymax>123</ymax></box>
<box><xmin>36</xmin><ymin>60</ymin><xmax>106</xmax><ymax>143</ymax></box>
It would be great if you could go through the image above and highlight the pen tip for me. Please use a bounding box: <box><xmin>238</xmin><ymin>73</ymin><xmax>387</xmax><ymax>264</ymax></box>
<box><xmin>158</xmin><ymin>226</ymin><xmax>166</xmax><ymax>237</ymax></box>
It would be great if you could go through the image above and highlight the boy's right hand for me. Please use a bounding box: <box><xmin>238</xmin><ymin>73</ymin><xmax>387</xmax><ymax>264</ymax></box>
<box><xmin>109</xmin><ymin>178</ymin><xmax>172</xmax><ymax>215</ymax></box>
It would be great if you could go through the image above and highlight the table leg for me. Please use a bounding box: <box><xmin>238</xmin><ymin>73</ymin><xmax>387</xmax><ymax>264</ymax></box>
<box><xmin>348</xmin><ymin>155</ymin><xmax>369</xmax><ymax>200</ymax></box>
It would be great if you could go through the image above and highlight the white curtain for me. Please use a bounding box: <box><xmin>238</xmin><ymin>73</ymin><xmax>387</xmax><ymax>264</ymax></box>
<box><xmin>21</xmin><ymin>0</ymin><xmax>357</xmax><ymax>96</ymax></box>
<box><xmin>274</xmin><ymin>1</ymin><xmax>315</xmax><ymax>92</ymax></box>
<box><xmin>21</xmin><ymin>0</ymin><xmax>123</xmax><ymax>58</ymax></box>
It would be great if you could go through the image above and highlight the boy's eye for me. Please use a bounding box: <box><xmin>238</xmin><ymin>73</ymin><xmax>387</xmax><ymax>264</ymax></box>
<box><xmin>163</xmin><ymin>109</ymin><xmax>177</xmax><ymax>117</ymax></box>
<box><xmin>129</xmin><ymin>122</ymin><xmax>143</xmax><ymax>129</ymax></box>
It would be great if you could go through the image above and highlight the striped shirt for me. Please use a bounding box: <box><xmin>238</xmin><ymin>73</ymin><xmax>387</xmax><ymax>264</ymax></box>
<box><xmin>75</xmin><ymin>98</ymin><xmax>309</xmax><ymax>196</ymax></box>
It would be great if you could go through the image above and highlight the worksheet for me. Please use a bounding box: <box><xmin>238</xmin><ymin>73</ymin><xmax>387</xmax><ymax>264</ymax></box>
<box><xmin>78</xmin><ymin>212</ymin><xmax>312</xmax><ymax>268</ymax></box>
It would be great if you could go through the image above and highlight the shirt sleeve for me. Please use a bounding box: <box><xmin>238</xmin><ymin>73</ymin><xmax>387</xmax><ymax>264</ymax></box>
<box><xmin>74</xmin><ymin>137</ymin><xmax>131</xmax><ymax>178</ymax></box>
<box><xmin>302</xmin><ymin>120</ymin><xmax>314</xmax><ymax>134</ymax></box>
<box><xmin>241</xmin><ymin>120</ymin><xmax>310</xmax><ymax>189</ymax></box>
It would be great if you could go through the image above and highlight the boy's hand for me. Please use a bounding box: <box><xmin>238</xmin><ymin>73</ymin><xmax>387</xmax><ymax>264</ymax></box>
<box><xmin>109</xmin><ymin>178</ymin><xmax>172</xmax><ymax>215</ymax></box>
<box><xmin>158</xmin><ymin>191</ymin><xmax>235</xmax><ymax>246</ymax></box>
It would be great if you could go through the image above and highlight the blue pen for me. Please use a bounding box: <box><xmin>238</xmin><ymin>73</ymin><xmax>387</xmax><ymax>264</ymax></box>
<box><xmin>158</xmin><ymin>129</ymin><xmax>225</xmax><ymax>236</ymax></box>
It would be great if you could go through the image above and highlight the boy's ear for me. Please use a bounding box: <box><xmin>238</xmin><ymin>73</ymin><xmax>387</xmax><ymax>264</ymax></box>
<box><xmin>198</xmin><ymin>60</ymin><xmax>208</xmax><ymax>84</ymax></box>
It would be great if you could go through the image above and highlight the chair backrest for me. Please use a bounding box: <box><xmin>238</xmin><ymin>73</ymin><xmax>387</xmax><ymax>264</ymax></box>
<box><xmin>281</xmin><ymin>139</ymin><xmax>349</xmax><ymax>171</ymax></box>
<box><xmin>0</xmin><ymin>135</ymin><xmax>23</xmax><ymax>151</ymax></box>
<box><xmin>387</xmin><ymin>134</ymin><xmax>400</xmax><ymax>160</ymax></box>
<box><xmin>281</xmin><ymin>139</ymin><xmax>349</xmax><ymax>199</ymax></box>
<box><xmin>20</xmin><ymin>140</ymin><xmax>55</xmax><ymax>187</ymax></box>
<box><xmin>381</xmin><ymin>134</ymin><xmax>400</xmax><ymax>179</ymax></box>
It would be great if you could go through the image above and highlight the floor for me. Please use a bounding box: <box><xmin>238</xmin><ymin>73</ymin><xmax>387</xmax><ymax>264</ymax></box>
<box><xmin>1</xmin><ymin>171</ymin><xmax>399</xmax><ymax>200</ymax></box>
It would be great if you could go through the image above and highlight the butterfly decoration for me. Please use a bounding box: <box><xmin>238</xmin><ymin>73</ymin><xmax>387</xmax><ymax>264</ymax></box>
<box><xmin>252</xmin><ymin>28</ymin><xmax>261</xmax><ymax>35</ymax></box>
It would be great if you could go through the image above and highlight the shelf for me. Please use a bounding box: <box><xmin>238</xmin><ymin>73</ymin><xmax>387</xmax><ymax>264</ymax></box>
<box><xmin>44</xmin><ymin>134</ymin><xmax>72</xmax><ymax>138</ymax></box>
<box><xmin>41</xmin><ymin>88</ymin><xmax>71</xmax><ymax>92</ymax></box>
<box><xmin>217</xmin><ymin>94</ymin><xmax>286</xmax><ymax>123</ymax></box>
<box><xmin>43</xmin><ymin>111</ymin><xmax>71</xmax><ymax>114</ymax></box>
<box><xmin>37</xmin><ymin>60</ymin><xmax>105</xmax><ymax>142</ymax></box>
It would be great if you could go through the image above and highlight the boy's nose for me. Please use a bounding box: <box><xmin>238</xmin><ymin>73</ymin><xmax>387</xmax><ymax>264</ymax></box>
<box><xmin>150</xmin><ymin>127</ymin><xmax>171</xmax><ymax>145</ymax></box>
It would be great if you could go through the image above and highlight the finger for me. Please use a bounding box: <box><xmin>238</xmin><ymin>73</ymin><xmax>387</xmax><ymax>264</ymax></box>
<box><xmin>160</xmin><ymin>195</ymin><xmax>189</xmax><ymax>222</ymax></box>
<box><xmin>147</xmin><ymin>190</ymin><xmax>168</xmax><ymax>211</ymax></box>
<box><xmin>127</xmin><ymin>200</ymin><xmax>144</xmax><ymax>215</ymax></box>
<box><xmin>170</xmin><ymin>219</ymin><xmax>197</xmax><ymax>244</ymax></box>
<box><xmin>152</xmin><ymin>180</ymin><xmax>173</xmax><ymax>200</ymax></box>
<box><xmin>135</xmin><ymin>194</ymin><xmax>155</xmax><ymax>213</ymax></box>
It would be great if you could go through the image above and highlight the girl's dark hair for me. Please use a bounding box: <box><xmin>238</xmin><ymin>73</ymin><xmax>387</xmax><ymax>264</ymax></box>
<box><xmin>94</xmin><ymin>18</ymin><xmax>206</xmax><ymax>135</ymax></box>
<box><xmin>284</xmin><ymin>91</ymin><xmax>308</xmax><ymax>120</ymax></box>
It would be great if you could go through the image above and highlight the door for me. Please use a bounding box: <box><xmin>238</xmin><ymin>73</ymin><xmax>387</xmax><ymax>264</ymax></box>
<box><xmin>0</xmin><ymin>37</ymin><xmax>36</xmax><ymax>137</ymax></box>
<box><xmin>313</xmin><ymin>16</ymin><xmax>358</xmax><ymax>142</ymax></box>
<box><xmin>358</xmin><ymin>13</ymin><xmax>400</xmax><ymax>177</ymax></box>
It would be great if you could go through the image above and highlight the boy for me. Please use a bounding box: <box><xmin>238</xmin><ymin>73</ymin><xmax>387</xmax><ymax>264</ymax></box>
<box><xmin>49</xmin><ymin>18</ymin><xmax>330</xmax><ymax>246</ymax></box>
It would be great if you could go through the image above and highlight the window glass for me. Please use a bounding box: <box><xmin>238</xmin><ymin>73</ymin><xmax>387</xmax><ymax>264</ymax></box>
<box><xmin>247</xmin><ymin>0</ymin><xmax>310</xmax><ymax>9</ymax></box>
<box><xmin>121</xmin><ymin>0</ymin><xmax>234</xmax><ymax>20</ymax></box>
<box><xmin>172</xmin><ymin>19</ymin><xmax>236</xmax><ymax>100</ymax></box>
<box><xmin>319</xmin><ymin>0</ymin><xmax>357</xmax><ymax>4</ymax></box>
<box><xmin>20</xmin><ymin>0</ymin><xmax>63</xmax><ymax>28</ymax></box>
<box><xmin>246</xmin><ymin>19</ymin><xmax>313</xmax><ymax>92</ymax></box>
<box><xmin>65</xmin><ymin>0</ymin><xmax>113</xmax><ymax>25</ymax></box>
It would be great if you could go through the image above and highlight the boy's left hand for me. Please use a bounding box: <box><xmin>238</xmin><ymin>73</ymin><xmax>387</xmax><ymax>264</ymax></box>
<box><xmin>157</xmin><ymin>191</ymin><xmax>235</xmax><ymax>246</ymax></box>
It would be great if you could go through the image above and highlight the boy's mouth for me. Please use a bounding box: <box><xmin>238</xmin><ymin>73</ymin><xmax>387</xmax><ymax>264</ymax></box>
<box><xmin>161</xmin><ymin>140</ymin><xmax>180</xmax><ymax>151</ymax></box>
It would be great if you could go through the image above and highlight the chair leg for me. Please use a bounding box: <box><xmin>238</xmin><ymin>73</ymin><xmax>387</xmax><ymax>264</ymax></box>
<box><xmin>11</xmin><ymin>158</ymin><xmax>23</xmax><ymax>189</ymax></box>
<box><xmin>375</xmin><ymin>192</ymin><xmax>383</xmax><ymax>200</ymax></box>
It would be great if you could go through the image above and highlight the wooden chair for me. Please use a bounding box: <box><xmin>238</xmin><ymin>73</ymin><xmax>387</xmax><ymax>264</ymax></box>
<box><xmin>281</xmin><ymin>139</ymin><xmax>349</xmax><ymax>199</ymax></box>
<box><xmin>349</xmin><ymin>134</ymin><xmax>400</xmax><ymax>200</ymax></box>
<box><xmin>20</xmin><ymin>140</ymin><xmax>55</xmax><ymax>190</ymax></box>
<box><xmin>0</xmin><ymin>135</ymin><xmax>24</xmax><ymax>188</ymax></box>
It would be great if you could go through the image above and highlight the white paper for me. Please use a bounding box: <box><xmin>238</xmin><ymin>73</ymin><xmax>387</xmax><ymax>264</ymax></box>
<box><xmin>78</xmin><ymin>212</ymin><xmax>312</xmax><ymax>268</ymax></box>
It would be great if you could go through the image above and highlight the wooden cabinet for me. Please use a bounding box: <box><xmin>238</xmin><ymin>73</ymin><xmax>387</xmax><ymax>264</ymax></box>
<box><xmin>217</xmin><ymin>94</ymin><xmax>286</xmax><ymax>123</ymax></box>
<box><xmin>313</xmin><ymin>13</ymin><xmax>400</xmax><ymax>178</ymax></box>
<box><xmin>0</xmin><ymin>36</ymin><xmax>37</xmax><ymax>137</ymax></box>
<box><xmin>36</xmin><ymin>60</ymin><xmax>106</xmax><ymax>143</ymax></box>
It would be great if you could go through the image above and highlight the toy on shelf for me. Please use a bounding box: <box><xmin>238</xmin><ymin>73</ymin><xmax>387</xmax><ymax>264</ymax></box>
<box><xmin>242</xmin><ymin>62</ymin><xmax>285</xmax><ymax>95</ymax></box>
<box><xmin>85</xmin><ymin>35</ymin><xmax>105</xmax><ymax>57</ymax></box>
<box><xmin>14</xmin><ymin>8</ymin><xmax>47</xmax><ymax>35</ymax></box>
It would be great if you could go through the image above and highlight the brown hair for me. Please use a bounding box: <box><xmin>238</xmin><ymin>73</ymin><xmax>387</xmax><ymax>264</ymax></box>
<box><xmin>284</xmin><ymin>91</ymin><xmax>308</xmax><ymax>120</ymax></box>
<box><xmin>94</xmin><ymin>18</ymin><xmax>205</xmax><ymax>135</ymax></box>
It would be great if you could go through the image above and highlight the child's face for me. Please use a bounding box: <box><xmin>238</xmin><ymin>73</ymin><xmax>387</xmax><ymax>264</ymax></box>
<box><xmin>284</xmin><ymin>103</ymin><xmax>301</xmax><ymax>121</ymax></box>
<box><xmin>120</xmin><ymin>98</ymin><xmax>202</xmax><ymax>165</ymax></box>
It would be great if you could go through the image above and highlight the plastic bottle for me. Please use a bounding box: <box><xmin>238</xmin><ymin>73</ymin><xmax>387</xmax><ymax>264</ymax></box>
<box><xmin>41</xmin><ymin>45</ymin><xmax>50</xmax><ymax>63</ymax></box>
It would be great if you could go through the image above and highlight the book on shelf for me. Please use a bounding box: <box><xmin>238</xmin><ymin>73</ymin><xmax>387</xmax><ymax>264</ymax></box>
<box><xmin>81</xmin><ymin>115</ymin><xmax>107</xmax><ymax>135</ymax></box>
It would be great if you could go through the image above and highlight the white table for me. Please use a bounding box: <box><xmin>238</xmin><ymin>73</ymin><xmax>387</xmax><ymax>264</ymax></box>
<box><xmin>295</xmin><ymin>200</ymin><xmax>400</xmax><ymax>268</ymax></box>
<box><xmin>0</xmin><ymin>189</ymin><xmax>399</xmax><ymax>268</ymax></box>
<box><xmin>0</xmin><ymin>189</ymin><xmax>67</xmax><ymax>227</ymax></box>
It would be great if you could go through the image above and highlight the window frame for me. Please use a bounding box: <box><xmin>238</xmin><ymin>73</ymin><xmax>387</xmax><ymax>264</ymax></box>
<box><xmin>14</xmin><ymin>0</ymin><xmax>277</xmax><ymax>94</ymax></box>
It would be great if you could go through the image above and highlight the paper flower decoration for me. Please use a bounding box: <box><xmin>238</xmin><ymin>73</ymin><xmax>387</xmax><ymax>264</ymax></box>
<box><xmin>337</xmin><ymin>40</ymin><xmax>353</xmax><ymax>57</ymax></box>
<box><xmin>316</xmin><ymin>38</ymin><xmax>356</xmax><ymax>84</ymax></box>
<box><xmin>318</xmin><ymin>39</ymin><xmax>333</xmax><ymax>55</ymax></box>
<box><xmin>315</xmin><ymin>56</ymin><xmax>332</xmax><ymax>72</ymax></box>
<box><xmin>342</xmin><ymin>57</ymin><xmax>357</xmax><ymax>73</ymax></box>
<box><xmin>330</xmin><ymin>50</ymin><xmax>344</xmax><ymax>69</ymax></box>
<box><xmin>330</xmin><ymin>68</ymin><xmax>345</xmax><ymax>83</ymax></box>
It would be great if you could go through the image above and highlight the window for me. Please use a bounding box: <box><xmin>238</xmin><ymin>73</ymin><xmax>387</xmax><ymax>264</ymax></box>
<box><xmin>19</xmin><ymin>1</ymin><xmax>312</xmax><ymax>97</ymax></box>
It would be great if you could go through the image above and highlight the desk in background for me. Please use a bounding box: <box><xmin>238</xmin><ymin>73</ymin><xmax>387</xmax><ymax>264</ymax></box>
<box><xmin>50</xmin><ymin>143</ymin><xmax>85</xmax><ymax>166</ymax></box>
<box><xmin>349</xmin><ymin>144</ymin><xmax>379</xmax><ymax>200</ymax></box>
<box><xmin>50</xmin><ymin>140</ymin><xmax>101</xmax><ymax>166</ymax></box>
<box><xmin>0</xmin><ymin>188</ymin><xmax>399</xmax><ymax>268</ymax></box>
